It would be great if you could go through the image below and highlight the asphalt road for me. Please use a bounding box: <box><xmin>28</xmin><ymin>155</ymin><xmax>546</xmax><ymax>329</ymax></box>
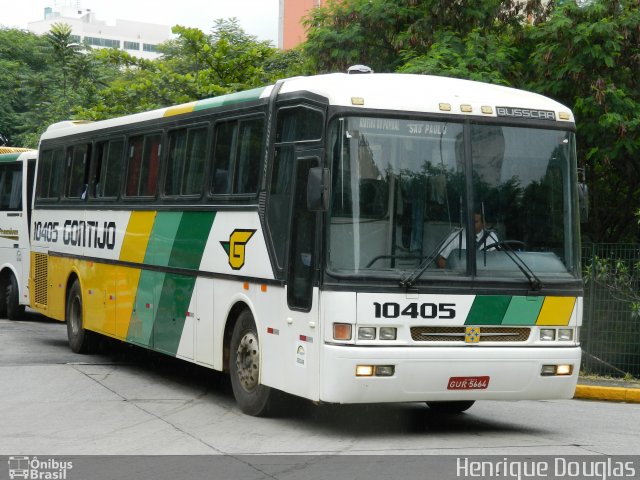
<box><xmin>1</xmin><ymin>313</ymin><xmax>639</xmax><ymax>459</ymax></box>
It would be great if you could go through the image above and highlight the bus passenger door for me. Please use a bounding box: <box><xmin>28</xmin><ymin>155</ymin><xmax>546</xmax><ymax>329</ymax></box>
<box><xmin>282</xmin><ymin>149</ymin><xmax>322</xmax><ymax>400</ymax></box>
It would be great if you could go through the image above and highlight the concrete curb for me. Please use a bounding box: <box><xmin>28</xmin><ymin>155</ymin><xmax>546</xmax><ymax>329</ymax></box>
<box><xmin>574</xmin><ymin>384</ymin><xmax>640</xmax><ymax>403</ymax></box>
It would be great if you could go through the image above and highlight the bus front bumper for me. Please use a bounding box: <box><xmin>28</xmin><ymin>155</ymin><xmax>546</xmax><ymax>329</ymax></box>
<box><xmin>319</xmin><ymin>344</ymin><xmax>581</xmax><ymax>404</ymax></box>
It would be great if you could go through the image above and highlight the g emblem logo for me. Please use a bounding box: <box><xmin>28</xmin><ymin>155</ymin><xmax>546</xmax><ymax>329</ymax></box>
<box><xmin>220</xmin><ymin>229</ymin><xmax>256</xmax><ymax>270</ymax></box>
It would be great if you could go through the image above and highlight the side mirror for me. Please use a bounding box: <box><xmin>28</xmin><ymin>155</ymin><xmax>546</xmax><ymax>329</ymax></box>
<box><xmin>307</xmin><ymin>167</ymin><xmax>330</xmax><ymax>211</ymax></box>
<box><xmin>578</xmin><ymin>182</ymin><xmax>589</xmax><ymax>223</ymax></box>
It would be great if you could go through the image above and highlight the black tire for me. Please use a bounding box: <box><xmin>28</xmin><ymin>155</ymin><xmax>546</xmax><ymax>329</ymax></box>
<box><xmin>426</xmin><ymin>400</ymin><xmax>475</xmax><ymax>414</ymax></box>
<box><xmin>229</xmin><ymin>310</ymin><xmax>274</xmax><ymax>416</ymax></box>
<box><xmin>66</xmin><ymin>280</ymin><xmax>92</xmax><ymax>353</ymax></box>
<box><xmin>6</xmin><ymin>273</ymin><xmax>25</xmax><ymax>320</ymax></box>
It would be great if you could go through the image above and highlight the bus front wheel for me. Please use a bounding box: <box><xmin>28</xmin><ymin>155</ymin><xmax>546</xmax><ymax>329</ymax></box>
<box><xmin>426</xmin><ymin>400</ymin><xmax>475</xmax><ymax>414</ymax></box>
<box><xmin>229</xmin><ymin>310</ymin><xmax>273</xmax><ymax>416</ymax></box>
<box><xmin>66</xmin><ymin>280</ymin><xmax>92</xmax><ymax>354</ymax></box>
<box><xmin>6</xmin><ymin>273</ymin><xmax>25</xmax><ymax>320</ymax></box>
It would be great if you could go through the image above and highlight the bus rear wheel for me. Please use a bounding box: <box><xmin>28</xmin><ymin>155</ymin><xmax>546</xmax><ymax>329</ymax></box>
<box><xmin>426</xmin><ymin>400</ymin><xmax>475</xmax><ymax>414</ymax></box>
<box><xmin>229</xmin><ymin>310</ymin><xmax>274</xmax><ymax>416</ymax></box>
<box><xmin>66</xmin><ymin>280</ymin><xmax>92</xmax><ymax>354</ymax></box>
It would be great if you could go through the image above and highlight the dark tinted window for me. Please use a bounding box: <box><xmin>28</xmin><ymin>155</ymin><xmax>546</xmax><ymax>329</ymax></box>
<box><xmin>211</xmin><ymin>117</ymin><xmax>264</xmax><ymax>195</ymax></box>
<box><xmin>37</xmin><ymin>148</ymin><xmax>64</xmax><ymax>200</ymax></box>
<box><xmin>65</xmin><ymin>144</ymin><xmax>90</xmax><ymax>199</ymax></box>
<box><xmin>165</xmin><ymin>126</ymin><xmax>207</xmax><ymax>196</ymax></box>
<box><xmin>126</xmin><ymin>134</ymin><xmax>162</xmax><ymax>197</ymax></box>
<box><xmin>0</xmin><ymin>164</ymin><xmax>22</xmax><ymax>210</ymax></box>
<box><xmin>276</xmin><ymin>106</ymin><xmax>323</xmax><ymax>143</ymax></box>
<box><xmin>94</xmin><ymin>139</ymin><xmax>125</xmax><ymax>199</ymax></box>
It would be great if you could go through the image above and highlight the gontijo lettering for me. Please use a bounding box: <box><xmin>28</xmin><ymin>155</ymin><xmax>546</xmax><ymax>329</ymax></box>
<box><xmin>33</xmin><ymin>220</ymin><xmax>116</xmax><ymax>249</ymax></box>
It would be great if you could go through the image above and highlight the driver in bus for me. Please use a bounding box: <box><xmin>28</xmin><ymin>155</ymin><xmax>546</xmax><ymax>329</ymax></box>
<box><xmin>436</xmin><ymin>211</ymin><xmax>499</xmax><ymax>268</ymax></box>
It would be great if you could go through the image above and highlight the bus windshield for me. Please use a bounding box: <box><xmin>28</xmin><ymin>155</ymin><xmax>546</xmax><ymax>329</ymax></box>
<box><xmin>326</xmin><ymin>116</ymin><xmax>579</xmax><ymax>283</ymax></box>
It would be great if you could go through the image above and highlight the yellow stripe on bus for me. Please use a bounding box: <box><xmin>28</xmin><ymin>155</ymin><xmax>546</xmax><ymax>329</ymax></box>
<box><xmin>536</xmin><ymin>297</ymin><xmax>576</xmax><ymax>326</ymax></box>
<box><xmin>163</xmin><ymin>102</ymin><xmax>197</xmax><ymax>117</ymax></box>
<box><xmin>120</xmin><ymin>211</ymin><xmax>156</xmax><ymax>263</ymax></box>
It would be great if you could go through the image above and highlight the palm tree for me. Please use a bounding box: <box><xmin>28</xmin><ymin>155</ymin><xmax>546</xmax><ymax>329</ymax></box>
<box><xmin>46</xmin><ymin>23</ymin><xmax>81</xmax><ymax>104</ymax></box>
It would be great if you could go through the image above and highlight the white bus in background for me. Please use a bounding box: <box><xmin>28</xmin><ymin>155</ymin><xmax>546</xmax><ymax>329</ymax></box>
<box><xmin>0</xmin><ymin>148</ymin><xmax>37</xmax><ymax>319</ymax></box>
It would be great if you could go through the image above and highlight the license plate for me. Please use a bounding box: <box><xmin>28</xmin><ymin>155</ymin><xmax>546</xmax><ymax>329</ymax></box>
<box><xmin>447</xmin><ymin>376</ymin><xmax>490</xmax><ymax>390</ymax></box>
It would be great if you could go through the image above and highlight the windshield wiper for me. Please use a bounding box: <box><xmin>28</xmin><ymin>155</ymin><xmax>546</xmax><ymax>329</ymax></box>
<box><xmin>399</xmin><ymin>227</ymin><xmax>463</xmax><ymax>288</ymax></box>
<box><xmin>483</xmin><ymin>238</ymin><xmax>543</xmax><ymax>291</ymax></box>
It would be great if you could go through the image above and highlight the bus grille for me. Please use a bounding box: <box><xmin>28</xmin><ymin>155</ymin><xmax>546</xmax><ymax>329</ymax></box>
<box><xmin>34</xmin><ymin>253</ymin><xmax>48</xmax><ymax>306</ymax></box>
<box><xmin>411</xmin><ymin>326</ymin><xmax>531</xmax><ymax>343</ymax></box>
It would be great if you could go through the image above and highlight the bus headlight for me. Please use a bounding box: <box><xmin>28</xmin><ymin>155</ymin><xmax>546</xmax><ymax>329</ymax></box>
<box><xmin>358</xmin><ymin>327</ymin><xmax>376</xmax><ymax>340</ymax></box>
<box><xmin>540</xmin><ymin>329</ymin><xmax>556</xmax><ymax>341</ymax></box>
<box><xmin>379</xmin><ymin>327</ymin><xmax>397</xmax><ymax>340</ymax></box>
<box><xmin>558</xmin><ymin>328</ymin><xmax>574</xmax><ymax>341</ymax></box>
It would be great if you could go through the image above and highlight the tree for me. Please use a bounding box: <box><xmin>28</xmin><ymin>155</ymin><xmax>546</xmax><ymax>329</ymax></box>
<box><xmin>525</xmin><ymin>0</ymin><xmax>640</xmax><ymax>242</ymax></box>
<box><xmin>45</xmin><ymin>23</ymin><xmax>83</xmax><ymax>105</ymax></box>
<box><xmin>303</xmin><ymin>0</ymin><xmax>552</xmax><ymax>74</ymax></box>
<box><xmin>80</xmin><ymin>19</ymin><xmax>304</xmax><ymax>120</ymax></box>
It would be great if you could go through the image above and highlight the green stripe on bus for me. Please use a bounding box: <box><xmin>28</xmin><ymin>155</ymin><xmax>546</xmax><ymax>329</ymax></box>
<box><xmin>130</xmin><ymin>211</ymin><xmax>215</xmax><ymax>355</ymax></box>
<box><xmin>144</xmin><ymin>212</ymin><xmax>183</xmax><ymax>267</ymax></box>
<box><xmin>465</xmin><ymin>295</ymin><xmax>512</xmax><ymax>325</ymax></box>
<box><xmin>127</xmin><ymin>270</ymin><xmax>164</xmax><ymax>347</ymax></box>
<box><xmin>168</xmin><ymin>211</ymin><xmax>215</xmax><ymax>270</ymax></box>
<box><xmin>193</xmin><ymin>87</ymin><xmax>266</xmax><ymax>111</ymax></box>
<box><xmin>502</xmin><ymin>296</ymin><xmax>545</xmax><ymax>325</ymax></box>
<box><xmin>154</xmin><ymin>273</ymin><xmax>196</xmax><ymax>355</ymax></box>
<box><xmin>0</xmin><ymin>153</ymin><xmax>21</xmax><ymax>162</ymax></box>
<box><xmin>153</xmin><ymin>211</ymin><xmax>215</xmax><ymax>355</ymax></box>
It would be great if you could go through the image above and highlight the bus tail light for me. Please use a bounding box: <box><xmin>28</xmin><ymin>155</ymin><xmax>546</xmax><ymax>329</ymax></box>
<box><xmin>333</xmin><ymin>323</ymin><xmax>352</xmax><ymax>341</ymax></box>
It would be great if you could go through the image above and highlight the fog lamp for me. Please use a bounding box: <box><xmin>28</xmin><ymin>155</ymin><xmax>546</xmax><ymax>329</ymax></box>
<box><xmin>356</xmin><ymin>365</ymin><xmax>374</xmax><ymax>377</ymax></box>
<box><xmin>374</xmin><ymin>365</ymin><xmax>395</xmax><ymax>377</ymax></box>
<box><xmin>556</xmin><ymin>364</ymin><xmax>573</xmax><ymax>376</ymax></box>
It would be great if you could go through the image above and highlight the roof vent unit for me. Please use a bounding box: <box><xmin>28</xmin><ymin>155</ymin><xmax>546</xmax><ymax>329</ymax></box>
<box><xmin>347</xmin><ymin>65</ymin><xmax>374</xmax><ymax>74</ymax></box>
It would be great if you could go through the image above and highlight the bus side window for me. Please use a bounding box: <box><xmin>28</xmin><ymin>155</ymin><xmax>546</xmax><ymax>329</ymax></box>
<box><xmin>36</xmin><ymin>148</ymin><xmax>64</xmax><ymax>201</ymax></box>
<box><xmin>65</xmin><ymin>143</ymin><xmax>91</xmax><ymax>199</ymax></box>
<box><xmin>0</xmin><ymin>164</ymin><xmax>22</xmax><ymax>211</ymax></box>
<box><xmin>126</xmin><ymin>134</ymin><xmax>161</xmax><ymax>197</ymax></box>
<box><xmin>165</xmin><ymin>126</ymin><xmax>207</xmax><ymax>197</ymax></box>
<box><xmin>234</xmin><ymin>118</ymin><xmax>264</xmax><ymax>194</ymax></box>
<box><xmin>94</xmin><ymin>139</ymin><xmax>124</xmax><ymax>199</ymax></box>
<box><xmin>211</xmin><ymin>122</ymin><xmax>236</xmax><ymax>195</ymax></box>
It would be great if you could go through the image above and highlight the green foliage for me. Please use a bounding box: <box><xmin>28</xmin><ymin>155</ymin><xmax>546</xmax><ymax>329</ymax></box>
<box><xmin>584</xmin><ymin>253</ymin><xmax>640</xmax><ymax>318</ymax></box>
<box><xmin>525</xmin><ymin>0</ymin><xmax>640</xmax><ymax>242</ymax></box>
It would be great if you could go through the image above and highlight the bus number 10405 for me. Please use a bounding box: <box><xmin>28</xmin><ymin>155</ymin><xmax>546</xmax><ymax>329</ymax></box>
<box><xmin>373</xmin><ymin>302</ymin><xmax>455</xmax><ymax>319</ymax></box>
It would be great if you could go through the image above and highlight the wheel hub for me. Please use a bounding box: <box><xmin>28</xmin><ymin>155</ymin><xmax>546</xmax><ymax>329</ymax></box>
<box><xmin>235</xmin><ymin>332</ymin><xmax>260</xmax><ymax>391</ymax></box>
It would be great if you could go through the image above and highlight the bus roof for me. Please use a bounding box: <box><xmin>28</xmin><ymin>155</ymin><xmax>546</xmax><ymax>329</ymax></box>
<box><xmin>41</xmin><ymin>73</ymin><xmax>574</xmax><ymax>141</ymax></box>
<box><xmin>0</xmin><ymin>150</ymin><xmax>37</xmax><ymax>163</ymax></box>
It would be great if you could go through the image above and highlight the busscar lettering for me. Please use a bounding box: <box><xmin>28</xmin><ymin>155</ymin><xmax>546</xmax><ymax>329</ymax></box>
<box><xmin>496</xmin><ymin>106</ymin><xmax>556</xmax><ymax>121</ymax></box>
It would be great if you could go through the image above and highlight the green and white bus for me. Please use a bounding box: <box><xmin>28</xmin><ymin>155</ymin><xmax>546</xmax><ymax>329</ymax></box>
<box><xmin>0</xmin><ymin>148</ymin><xmax>36</xmax><ymax>319</ymax></box>
<box><xmin>30</xmin><ymin>71</ymin><xmax>582</xmax><ymax>415</ymax></box>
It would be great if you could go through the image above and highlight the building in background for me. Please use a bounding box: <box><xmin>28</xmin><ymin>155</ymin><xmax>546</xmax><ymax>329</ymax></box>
<box><xmin>278</xmin><ymin>0</ymin><xmax>326</xmax><ymax>50</ymax></box>
<box><xmin>28</xmin><ymin>3</ymin><xmax>170</xmax><ymax>60</ymax></box>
